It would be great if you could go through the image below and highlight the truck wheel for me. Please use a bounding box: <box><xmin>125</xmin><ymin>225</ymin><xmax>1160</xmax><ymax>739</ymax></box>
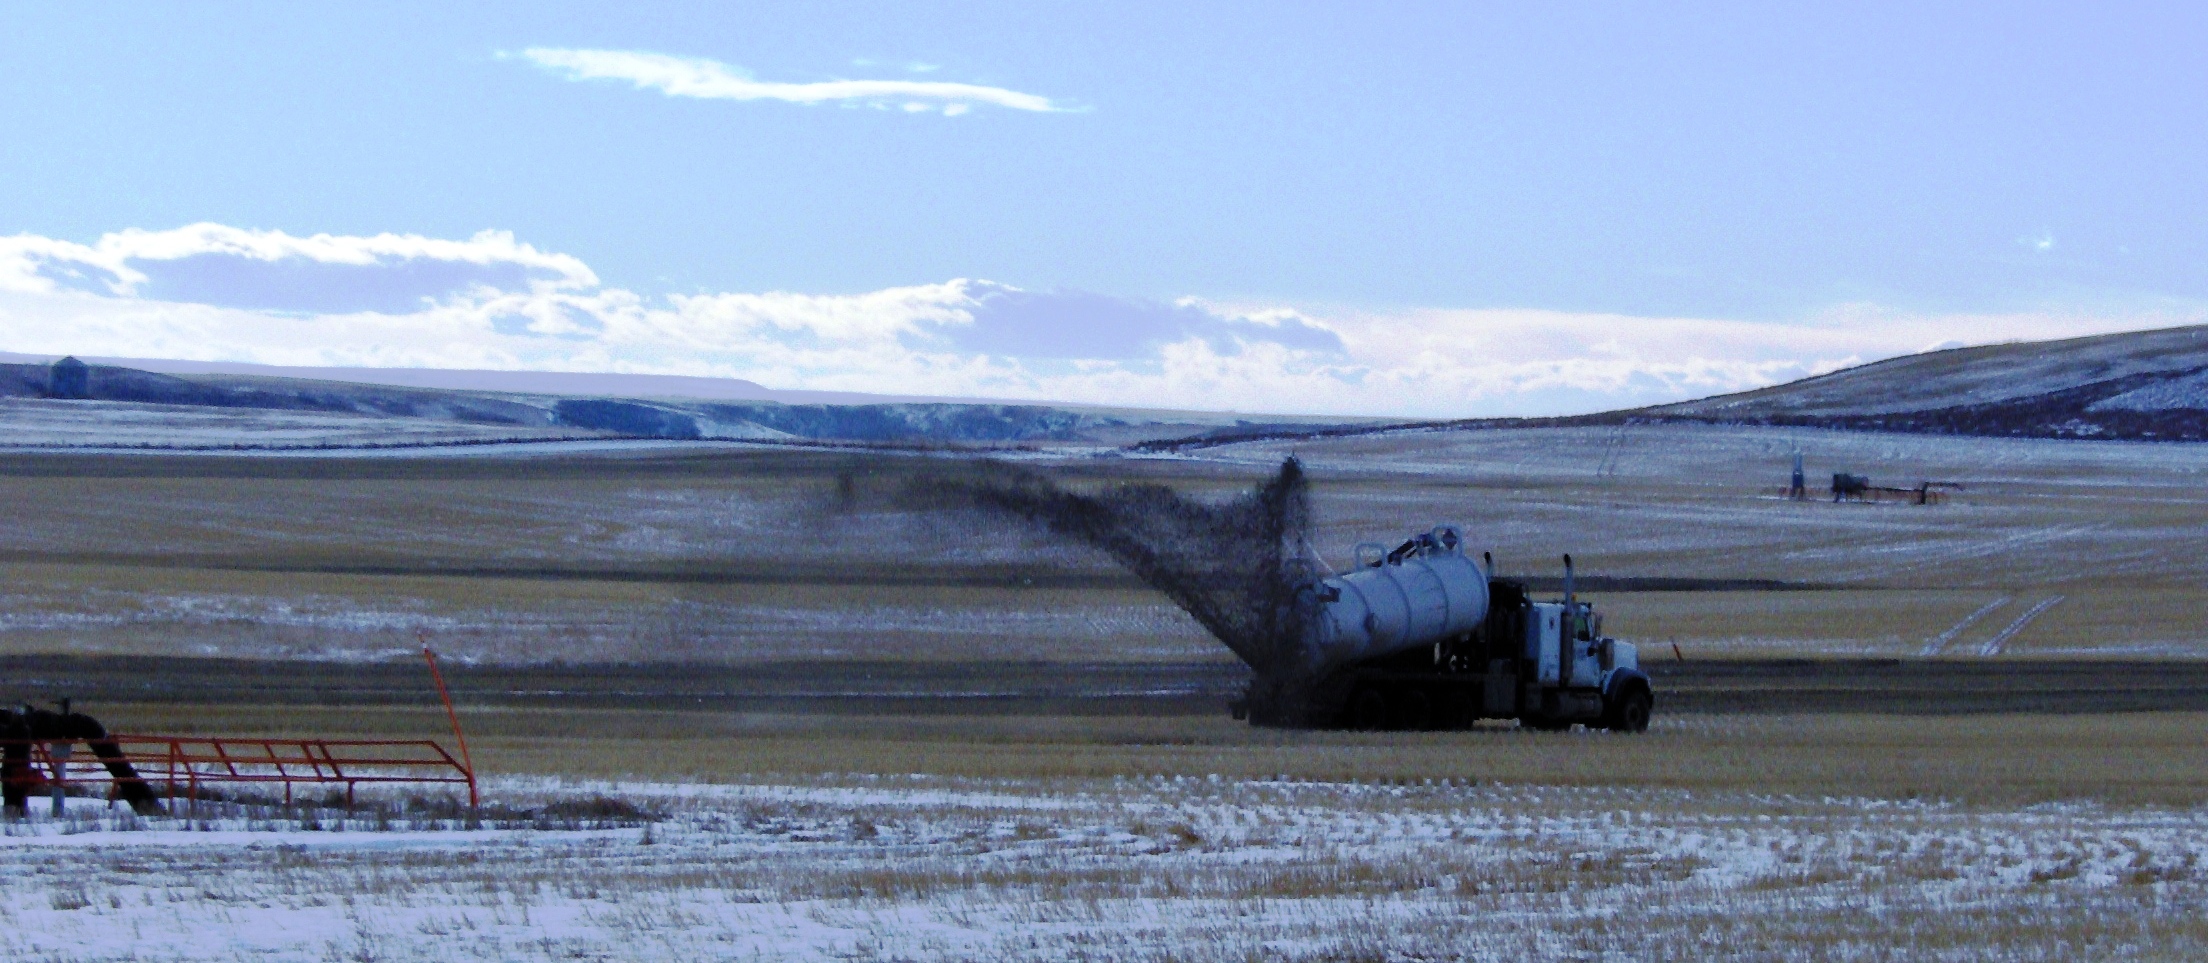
<box><xmin>1348</xmin><ymin>688</ymin><xmax>1389</xmax><ymax>731</ymax></box>
<box><xmin>1606</xmin><ymin>689</ymin><xmax>1653</xmax><ymax>733</ymax></box>
<box><xmin>1435</xmin><ymin>691</ymin><xmax>1475</xmax><ymax>730</ymax></box>
<box><xmin>1392</xmin><ymin>689</ymin><xmax>1435</xmax><ymax>731</ymax></box>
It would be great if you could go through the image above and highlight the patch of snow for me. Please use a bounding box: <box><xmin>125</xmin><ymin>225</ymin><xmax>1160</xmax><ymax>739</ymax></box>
<box><xmin>2089</xmin><ymin>369</ymin><xmax>2208</xmax><ymax>412</ymax></box>
<box><xmin>2</xmin><ymin>775</ymin><xmax>2203</xmax><ymax>961</ymax></box>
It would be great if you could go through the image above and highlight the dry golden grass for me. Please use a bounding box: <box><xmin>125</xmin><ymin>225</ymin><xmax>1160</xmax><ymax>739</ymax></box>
<box><xmin>97</xmin><ymin>701</ymin><xmax>2208</xmax><ymax>807</ymax></box>
<box><xmin>1585</xmin><ymin>585</ymin><xmax>2208</xmax><ymax>657</ymax></box>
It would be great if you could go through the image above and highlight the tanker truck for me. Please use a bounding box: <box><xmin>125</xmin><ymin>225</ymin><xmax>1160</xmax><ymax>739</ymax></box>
<box><xmin>1269</xmin><ymin>525</ymin><xmax>1653</xmax><ymax>732</ymax></box>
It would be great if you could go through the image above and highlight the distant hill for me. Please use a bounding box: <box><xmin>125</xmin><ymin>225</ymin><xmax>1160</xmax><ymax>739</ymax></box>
<box><xmin>0</xmin><ymin>357</ymin><xmax>1364</xmax><ymax>449</ymax></box>
<box><xmin>1644</xmin><ymin>324</ymin><xmax>2208</xmax><ymax>440</ymax></box>
<box><xmin>0</xmin><ymin>353</ymin><xmax>981</xmax><ymax>406</ymax></box>
<box><xmin>1134</xmin><ymin>323</ymin><xmax>2208</xmax><ymax>451</ymax></box>
<box><xmin>20</xmin><ymin>323</ymin><xmax>2204</xmax><ymax>452</ymax></box>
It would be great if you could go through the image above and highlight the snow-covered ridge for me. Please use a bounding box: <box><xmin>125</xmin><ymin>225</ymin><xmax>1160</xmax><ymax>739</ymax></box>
<box><xmin>1628</xmin><ymin>323</ymin><xmax>2208</xmax><ymax>441</ymax></box>
<box><xmin>1654</xmin><ymin>323</ymin><xmax>2208</xmax><ymax>419</ymax></box>
<box><xmin>0</xmin><ymin>357</ymin><xmax>1355</xmax><ymax>449</ymax></box>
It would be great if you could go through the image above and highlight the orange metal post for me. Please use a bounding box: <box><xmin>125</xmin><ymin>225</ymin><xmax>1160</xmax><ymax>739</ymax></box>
<box><xmin>421</xmin><ymin>644</ymin><xmax>479</xmax><ymax>807</ymax></box>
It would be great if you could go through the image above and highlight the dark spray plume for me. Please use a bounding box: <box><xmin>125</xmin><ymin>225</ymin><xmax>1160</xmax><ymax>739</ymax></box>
<box><xmin>921</xmin><ymin>457</ymin><xmax>1329</xmax><ymax>725</ymax></box>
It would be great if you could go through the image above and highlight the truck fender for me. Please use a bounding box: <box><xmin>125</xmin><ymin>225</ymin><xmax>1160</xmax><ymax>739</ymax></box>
<box><xmin>1601</xmin><ymin>667</ymin><xmax>1650</xmax><ymax>703</ymax></box>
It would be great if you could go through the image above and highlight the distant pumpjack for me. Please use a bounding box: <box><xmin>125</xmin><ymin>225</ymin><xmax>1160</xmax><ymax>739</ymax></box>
<box><xmin>1832</xmin><ymin>472</ymin><xmax>1870</xmax><ymax>502</ymax></box>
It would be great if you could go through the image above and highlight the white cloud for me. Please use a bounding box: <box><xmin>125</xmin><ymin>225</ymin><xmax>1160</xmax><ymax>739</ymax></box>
<box><xmin>518</xmin><ymin>48</ymin><xmax>1064</xmax><ymax>116</ymax></box>
<box><xmin>854</xmin><ymin>59</ymin><xmax>943</xmax><ymax>74</ymax></box>
<box><xmin>0</xmin><ymin>224</ymin><xmax>593</xmax><ymax>304</ymax></box>
<box><xmin>2</xmin><ymin>225</ymin><xmax>2193</xmax><ymax>418</ymax></box>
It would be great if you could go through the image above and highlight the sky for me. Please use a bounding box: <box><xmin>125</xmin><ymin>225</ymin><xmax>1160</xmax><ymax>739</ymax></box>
<box><xmin>2</xmin><ymin>3</ymin><xmax>2204</xmax><ymax>417</ymax></box>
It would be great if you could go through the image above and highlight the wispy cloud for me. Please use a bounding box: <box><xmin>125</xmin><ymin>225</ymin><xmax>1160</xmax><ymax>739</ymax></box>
<box><xmin>518</xmin><ymin>48</ymin><xmax>1064</xmax><ymax>116</ymax></box>
<box><xmin>1</xmin><ymin>225</ymin><xmax>2189</xmax><ymax>417</ymax></box>
<box><xmin>0</xmin><ymin>223</ymin><xmax>593</xmax><ymax>308</ymax></box>
<box><xmin>853</xmin><ymin>58</ymin><xmax>941</xmax><ymax>74</ymax></box>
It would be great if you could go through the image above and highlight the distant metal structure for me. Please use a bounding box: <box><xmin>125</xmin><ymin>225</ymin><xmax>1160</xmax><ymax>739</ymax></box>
<box><xmin>48</xmin><ymin>356</ymin><xmax>89</xmax><ymax>399</ymax></box>
<box><xmin>1831</xmin><ymin>472</ymin><xmax>1870</xmax><ymax>501</ymax></box>
<box><xmin>1831</xmin><ymin>473</ymin><xmax>1963</xmax><ymax>505</ymax></box>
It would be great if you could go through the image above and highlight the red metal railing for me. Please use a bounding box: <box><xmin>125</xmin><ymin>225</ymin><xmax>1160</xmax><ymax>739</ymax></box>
<box><xmin>8</xmin><ymin>647</ymin><xmax>481</xmax><ymax>814</ymax></box>
<box><xmin>15</xmin><ymin>736</ymin><xmax>477</xmax><ymax>810</ymax></box>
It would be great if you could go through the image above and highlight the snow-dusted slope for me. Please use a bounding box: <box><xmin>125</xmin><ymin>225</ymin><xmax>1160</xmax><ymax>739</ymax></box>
<box><xmin>0</xmin><ymin>359</ymin><xmax>1348</xmax><ymax>448</ymax></box>
<box><xmin>1638</xmin><ymin>324</ymin><xmax>2208</xmax><ymax>440</ymax></box>
<box><xmin>0</xmin><ymin>396</ymin><xmax>610</xmax><ymax>449</ymax></box>
<box><xmin>1656</xmin><ymin>324</ymin><xmax>2208</xmax><ymax>418</ymax></box>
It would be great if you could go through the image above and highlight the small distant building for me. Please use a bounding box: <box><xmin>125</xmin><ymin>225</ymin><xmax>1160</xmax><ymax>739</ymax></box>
<box><xmin>49</xmin><ymin>356</ymin><xmax>89</xmax><ymax>399</ymax></box>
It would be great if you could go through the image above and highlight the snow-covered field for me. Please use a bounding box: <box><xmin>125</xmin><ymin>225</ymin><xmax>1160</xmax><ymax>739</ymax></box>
<box><xmin>4</xmin><ymin>775</ymin><xmax>2203</xmax><ymax>961</ymax></box>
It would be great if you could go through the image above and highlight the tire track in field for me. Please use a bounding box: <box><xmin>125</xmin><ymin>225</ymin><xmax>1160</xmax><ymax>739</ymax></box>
<box><xmin>1980</xmin><ymin>596</ymin><xmax>2066</xmax><ymax>656</ymax></box>
<box><xmin>1921</xmin><ymin>596</ymin><xmax>2012</xmax><ymax>656</ymax></box>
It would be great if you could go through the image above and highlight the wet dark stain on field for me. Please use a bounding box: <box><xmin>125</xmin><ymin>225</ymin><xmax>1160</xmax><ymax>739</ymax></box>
<box><xmin>5</xmin><ymin>655</ymin><xmax>2205</xmax><ymax>717</ymax></box>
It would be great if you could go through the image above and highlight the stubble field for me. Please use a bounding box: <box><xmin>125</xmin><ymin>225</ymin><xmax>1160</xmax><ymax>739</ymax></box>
<box><xmin>2</xmin><ymin>423</ymin><xmax>2205</xmax><ymax>960</ymax></box>
<box><xmin>6</xmin><ymin>422</ymin><xmax>2206</xmax><ymax>664</ymax></box>
<box><xmin>7</xmin><ymin>755</ymin><xmax>2208</xmax><ymax>962</ymax></box>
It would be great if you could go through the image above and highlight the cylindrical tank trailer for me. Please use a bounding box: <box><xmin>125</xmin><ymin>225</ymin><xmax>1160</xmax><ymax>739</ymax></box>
<box><xmin>1306</xmin><ymin>525</ymin><xmax>1489</xmax><ymax>674</ymax></box>
<box><xmin>1283</xmin><ymin>525</ymin><xmax>1653</xmax><ymax>732</ymax></box>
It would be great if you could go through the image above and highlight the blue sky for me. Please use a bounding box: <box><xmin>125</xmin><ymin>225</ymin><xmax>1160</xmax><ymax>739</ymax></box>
<box><xmin>3</xmin><ymin>3</ymin><xmax>2204</xmax><ymax>416</ymax></box>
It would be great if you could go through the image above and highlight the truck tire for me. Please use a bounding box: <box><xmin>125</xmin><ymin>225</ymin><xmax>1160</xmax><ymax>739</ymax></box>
<box><xmin>1435</xmin><ymin>690</ymin><xmax>1475</xmax><ymax>731</ymax></box>
<box><xmin>1605</xmin><ymin>688</ymin><xmax>1653</xmax><ymax>733</ymax></box>
<box><xmin>1392</xmin><ymin>689</ymin><xmax>1435</xmax><ymax>731</ymax></box>
<box><xmin>1348</xmin><ymin>688</ymin><xmax>1389</xmax><ymax>731</ymax></box>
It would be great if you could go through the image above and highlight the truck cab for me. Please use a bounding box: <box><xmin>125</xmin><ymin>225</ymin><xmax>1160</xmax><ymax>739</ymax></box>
<box><xmin>1511</xmin><ymin>598</ymin><xmax>1646</xmax><ymax>730</ymax></box>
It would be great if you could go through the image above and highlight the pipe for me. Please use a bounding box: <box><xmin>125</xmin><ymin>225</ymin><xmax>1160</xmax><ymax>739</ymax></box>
<box><xmin>87</xmin><ymin>738</ymin><xmax>160</xmax><ymax>814</ymax></box>
<box><xmin>1563</xmin><ymin>553</ymin><xmax>1575</xmax><ymax>606</ymax></box>
<box><xmin>1</xmin><ymin>706</ymin><xmax>161</xmax><ymax>817</ymax></box>
<box><xmin>1</xmin><ymin>710</ymin><xmax>29</xmax><ymax>817</ymax></box>
<box><xmin>64</xmin><ymin>712</ymin><xmax>161</xmax><ymax>815</ymax></box>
